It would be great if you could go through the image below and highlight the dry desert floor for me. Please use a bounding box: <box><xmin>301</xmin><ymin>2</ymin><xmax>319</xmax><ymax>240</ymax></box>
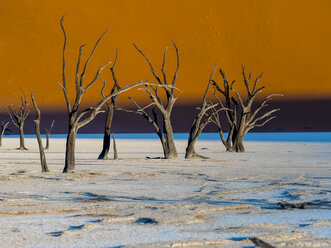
<box><xmin>0</xmin><ymin>137</ymin><xmax>330</xmax><ymax>247</ymax></box>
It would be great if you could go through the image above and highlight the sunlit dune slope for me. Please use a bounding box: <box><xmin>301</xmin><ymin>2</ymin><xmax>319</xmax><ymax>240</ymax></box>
<box><xmin>0</xmin><ymin>0</ymin><xmax>330</xmax><ymax>109</ymax></box>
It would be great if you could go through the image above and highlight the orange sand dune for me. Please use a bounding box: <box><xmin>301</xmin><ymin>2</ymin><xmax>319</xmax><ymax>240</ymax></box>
<box><xmin>0</xmin><ymin>0</ymin><xmax>330</xmax><ymax>109</ymax></box>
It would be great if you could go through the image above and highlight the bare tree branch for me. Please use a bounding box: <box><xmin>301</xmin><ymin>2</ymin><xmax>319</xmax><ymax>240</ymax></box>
<box><xmin>59</xmin><ymin>15</ymin><xmax>71</xmax><ymax>113</ymax></box>
<box><xmin>84</xmin><ymin>61</ymin><xmax>111</xmax><ymax>92</ymax></box>
<box><xmin>45</xmin><ymin>120</ymin><xmax>55</xmax><ymax>150</ymax></box>
<box><xmin>248</xmin><ymin>109</ymin><xmax>280</xmax><ymax>129</ymax></box>
<box><xmin>252</xmin><ymin>73</ymin><xmax>263</xmax><ymax>94</ymax></box>
<box><xmin>117</xmin><ymin>98</ymin><xmax>160</xmax><ymax>133</ymax></box>
<box><xmin>75</xmin><ymin>44</ymin><xmax>86</xmax><ymax>91</ymax></box>
<box><xmin>79</xmin><ymin>28</ymin><xmax>109</xmax><ymax>87</ymax></box>
<box><xmin>171</xmin><ymin>39</ymin><xmax>179</xmax><ymax>94</ymax></box>
<box><xmin>77</xmin><ymin>81</ymin><xmax>168</xmax><ymax>129</ymax></box>
<box><xmin>231</xmin><ymin>87</ymin><xmax>245</xmax><ymax>110</ymax></box>
<box><xmin>161</xmin><ymin>47</ymin><xmax>168</xmax><ymax>85</ymax></box>
<box><xmin>248</xmin><ymin>93</ymin><xmax>283</xmax><ymax>123</ymax></box>
<box><xmin>242</xmin><ymin>65</ymin><xmax>252</xmax><ymax>96</ymax></box>
<box><xmin>110</xmin><ymin>49</ymin><xmax>121</xmax><ymax>92</ymax></box>
<box><xmin>133</xmin><ymin>43</ymin><xmax>163</xmax><ymax>85</ymax></box>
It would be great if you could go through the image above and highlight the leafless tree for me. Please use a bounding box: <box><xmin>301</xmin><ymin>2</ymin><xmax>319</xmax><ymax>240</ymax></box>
<box><xmin>59</xmin><ymin>16</ymin><xmax>161</xmax><ymax>172</ymax></box>
<box><xmin>0</xmin><ymin>121</ymin><xmax>10</xmax><ymax>147</ymax></box>
<box><xmin>8</xmin><ymin>90</ymin><xmax>30</xmax><ymax>150</ymax></box>
<box><xmin>44</xmin><ymin>120</ymin><xmax>55</xmax><ymax>150</ymax></box>
<box><xmin>98</xmin><ymin>50</ymin><xmax>121</xmax><ymax>160</ymax></box>
<box><xmin>31</xmin><ymin>93</ymin><xmax>49</xmax><ymax>172</ymax></box>
<box><xmin>118</xmin><ymin>41</ymin><xmax>179</xmax><ymax>159</ymax></box>
<box><xmin>185</xmin><ymin>66</ymin><xmax>223</xmax><ymax>158</ymax></box>
<box><xmin>212</xmin><ymin>65</ymin><xmax>282</xmax><ymax>152</ymax></box>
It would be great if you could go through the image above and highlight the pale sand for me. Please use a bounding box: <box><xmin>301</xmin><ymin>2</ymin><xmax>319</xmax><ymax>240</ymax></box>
<box><xmin>0</xmin><ymin>137</ymin><xmax>330</xmax><ymax>247</ymax></box>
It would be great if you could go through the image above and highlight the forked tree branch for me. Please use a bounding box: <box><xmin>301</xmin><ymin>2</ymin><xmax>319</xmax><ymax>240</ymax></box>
<box><xmin>230</xmin><ymin>86</ymin><xmax>245</xmax><ymax>110</ymax></box>
<box><xmin>76</xmin><ymin>82</ymin><xmax>172</xmax><ymax>129</ymax></box>
<box><xmin>110</xmin><ymin>49</ymin><xmax>121</xmax><ymax>92</ymax></box>
<box><xmin>80</xmin><ymin>28</ymin><xmax>109</xmax><ymax>87</ymax></box>
<box><xmin>248</xmin><ymin>93</ymin><xmax>283</xmax><ymax>123</ymax></box>
<box><xmin>84</xmin><ymin>61</ymin><xmax>112</xmax><ymax>92</ymax></box>
<box><xmin>252</xmin><ymin>73</ymin><xmax>263</xmax><ymax>93</ymax></box>
<box><xmin>133</xmin><ymin>43</ymin><xmax>163</xmax><ymax>86</ymax></box>
<box><xmin>139</xmin><ymin>86</ymin><xmax>167</xmax><ymax>114</ymax></box>
<box><xmin>242</xmin><ymin>65</ymin><xmax>252</xmax><ymax>96</ymax></box>
<box><xmin>117</xmin><ymin>97</ymin><xmax>160</xmax><ymax>133</ymax></box>
<box><xmin>248</xmin><ymin>108</ymin><xmax>280</xmax><ymax>129</ymax></box>
<box><xmin>45</xmin><ymin>120</ymin><xmax>55</xmax><ymax>135</ymax></box>
<box><xmin>1</xmin><ymin>122</ymin><xmax>9</xmax><ymax>131</ymax></box>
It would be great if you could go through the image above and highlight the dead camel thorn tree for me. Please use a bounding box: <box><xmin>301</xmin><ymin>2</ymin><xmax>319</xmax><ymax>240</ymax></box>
<box><xmin>118</xmin><ymin>41</ymin><xmax>179</xmax><ymax>159</ymax></box>
<box><xmin>211</xmin><ymin>65</ymin><xmax>282</xmax><ymax>152</ymax></box>
<box><xmin>8</xmin><ymin>89</ymin><xmax>30</xmax><ymax>150</ymax></box>
<box><xmin>31</xmin><ymin>93</ymin><xmax>49</xmax><ymax>172</ymax></box>
<box><xmin>0</xmin><ymin>121</ymin><xmax>10</xmax><ymax>147</ymax></box>
<box><xmin>185</xmin><ymin>66</ymin><xmax>225</xmax><ymax>159</ymax></box>
<box><xmin>98</xmin><ymin>49</ymin><xmax>121</xmax><ymax>160</ymax></box>
<box><xmin>59</xmin><ymin>16</ymin><xmax>164</xmax><ymax>173</ymax></box>
<box><xmin>44</xmin><ymin>120</ymin><xmax>55</xmax><ymax>150</ymax></box>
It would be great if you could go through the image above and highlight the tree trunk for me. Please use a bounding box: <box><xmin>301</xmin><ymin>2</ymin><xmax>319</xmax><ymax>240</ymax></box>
<box><xmin>226</xmin><ymin>146</ymin><xmax>234</xmax><ymax>152</ymax></box>
<box><xmin>44</xmin><ymin>120</ymin><xmax>54</xmax><ymax>150</ymax></box>
<box><xmin>34</xmin><ymin>120</ymin><xmax>49</xmax><ymax>172</ymax></box>
<box><xmin>185</xmin><ymin>137</ymin><xmax>208</xmax><ymax>159</ymax></box>
<box><xmin>112</xmin><ymin>133</ymin><xmax>118</xmax><ymax>160</ymax></box>
<box><xmin>163</xmin><ymin>117</ymin><xmax>177</xmax><ymax>159</ymax></box>
<box><xmin>0</xmin><ymin>123</ymin><xmax>8</xmax><ymax>147</ymax></box>
<box><xmin>0</xmin><ymin>130</ymin><xmax>4</xmax><ymax>147</ymax></box>
<box><xmin>63</xmin><ymin>126</ymin><xmax>77</xmax><ymax>173</ymax></box>
<box><xmin>185</xmin><ymin>140</ymin><xmax>197</xmax><ymax>158</ymax></box>
<box><xmin>19</xmin><ymin>124</ymin><xmax>27</xmax><ymax>150</ymax></box>
<box><xmin>155</xmin><ymin>131</ymin><xmax>167</xmax><ymax>158</ymax></box>
<box><xmin>233</xmin><ymin>133</ymin><xmax>245</xmax><ymax>152</ymax></box>
<box><xmin>45</xmin><ymin>133</ymin><xmax>50</xmax><ymax>150</ymax></box>
<box><xmin>185</xmin><ymin>121</ymin><xmax>199</xmax><ymax>158</ymax></box>
<box><xmin>98</xmin><ymin>104</ymin><xmax>114</xmax><ymax>159</ymax></box>
<box><xmin>31</xmin><ymin>93</ymin><xmax>49</xmax><ymax>172</ymax></box>
<box><xmin>217</xmin><ymin>131</ymin><xmax>233</xmax><ymax>152</ymax></box>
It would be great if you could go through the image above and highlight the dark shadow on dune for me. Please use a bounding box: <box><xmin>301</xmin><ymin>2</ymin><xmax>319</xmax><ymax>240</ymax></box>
<box><xmin>1</xmin><ymin>98</ymin><xmax>331</xmax><ymax>134</ymax></box>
